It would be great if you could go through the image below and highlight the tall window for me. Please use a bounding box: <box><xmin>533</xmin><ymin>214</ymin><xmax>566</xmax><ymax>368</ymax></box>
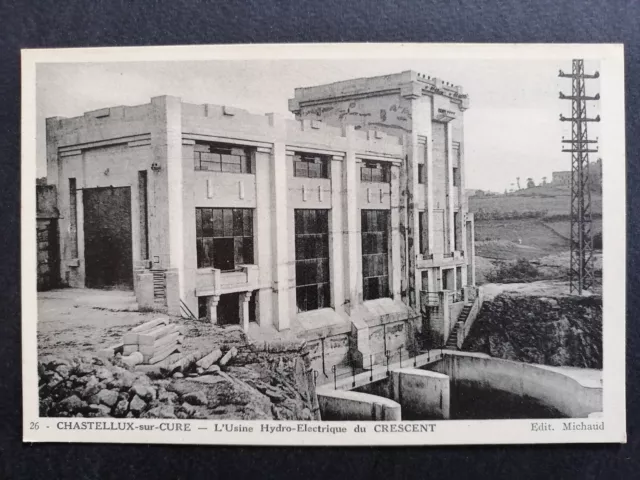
<box><xmin>453</xmin><ymin>167</ymin><xmax>460</xmax><ymax>187</ymax></box>
<box><xmin>196</xmin><ymin>208</ymin><xmax>253</xmax><ymax>270</ymax></box>
<box><xmin>295</xmin><ymin>209</ymin><xmax>330</xmax><ymax>312</ymax></box>
<box><xmin>418</xmin><ymin>164</ymin><xmax>425</xmax><ymax>184</ymax></box>
<box><xmin>194</xmin><ymin>143</ymin><xmax>252</xmax><ymax>173</ymax></box>
<box><xmin>361</xmin><ymin>210</ymin><xmax>390</xmax><ymax>301</ymax></box>
<box><xmin>419</xmin><ymin>211</ymin><xmax>426</xmax><ymax>254</ymax></box>
<box><xmin>360</xmin><ymin>161</ymin><xmax>390</xmax><ymax>183</ymax></box>
<box><xmin>69</xmin><ymin>178</ymin><xmax>78</xmax><ymax>258</ymax></box>
<box><xmin>293</xmin><ymin>153</ymin><xmax>329</xmax><ymax>178</ymax></box>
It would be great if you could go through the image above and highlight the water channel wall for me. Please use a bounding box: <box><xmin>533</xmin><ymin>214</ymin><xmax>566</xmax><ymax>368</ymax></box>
<box><xmin>317</xmin><ymin>389</ymin><xmax>401</xmax><ymax>421</ymax></box>
<box><xmin>429</xmin><ymin>351</ymin><xmax>602</xmax><ymax>417</ymax></box>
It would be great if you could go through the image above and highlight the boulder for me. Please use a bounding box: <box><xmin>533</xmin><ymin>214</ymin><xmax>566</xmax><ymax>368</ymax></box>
<box><xmin>131</xmin><ymin>383</ymin><xmax>156</xmax><ymax>402</ymax></box>
<box><xmin>97</xmin><ymin>389</ymin><xmax>119</xmax><ymax>407</ymax></box>
<box><xmin>141</xmin><ymin>404</ymin><xmax>176</xmax><ymax>419</ymax></box>
<box><xmin>58</xmin><ymin>395</ymin><xmax>86</xmax><ymax>414</ymax></box>
<box><xmin>129</xmin><ymin>395</ymin><xmax>147</xmax><ymax>415</ymax></box>
<box><xmin>206</xmin><ymin>365</ymin><xmax>221</xmax><ymax>375</ymax></box>
<box><xmin>181</xmin><ymin>402</ymin><xmax>198</xmax><ymax>416</ymax></box>
<box><xmin>88</xmin><ymin>404</ymin><xmax>112</xmax><ymax>417</ymax></box>
<box><xmin>114</xmin><ymin>399</ymin><xmax>129</xmax><ymax>417</ymax></box>
<box><xmin>95</xmin><ymin>367</ymin><xmax>113</xmax><ymax>381</ymax></box>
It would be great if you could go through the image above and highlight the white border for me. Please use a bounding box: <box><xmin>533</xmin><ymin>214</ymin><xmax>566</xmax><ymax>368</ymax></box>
<box><xmin>21</xmin><ymin>43</ymin><xmax>626</xmax><ymax>445</ymax></box>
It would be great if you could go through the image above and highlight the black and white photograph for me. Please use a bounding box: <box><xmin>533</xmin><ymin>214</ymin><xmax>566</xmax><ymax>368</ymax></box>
<box><xmin>22</xmin><ymin>43</ymin><xmax>626</xmax><ymax>445</ymax></box>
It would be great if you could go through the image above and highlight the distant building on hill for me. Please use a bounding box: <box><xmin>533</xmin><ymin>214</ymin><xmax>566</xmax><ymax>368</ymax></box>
<box><xmin>551</xmin><ymin>158</ymin><xmax>602</xmax><ymax>189</ymax></box>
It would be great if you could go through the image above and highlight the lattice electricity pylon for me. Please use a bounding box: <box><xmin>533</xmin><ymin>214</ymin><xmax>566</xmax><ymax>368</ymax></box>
<box><xmin>559</xmin><ymin>59</ymin><xmax>600</xmax><ymax>294</ymax></box>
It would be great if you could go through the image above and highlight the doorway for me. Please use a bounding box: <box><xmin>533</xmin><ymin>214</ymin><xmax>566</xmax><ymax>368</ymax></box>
<box><xmin>83</xmin><ymin>186</ymin><xmax>133</xmax><ymax>289</ymax></box>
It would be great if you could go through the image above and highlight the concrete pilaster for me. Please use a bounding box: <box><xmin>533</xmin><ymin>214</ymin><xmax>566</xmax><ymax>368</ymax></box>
<box><xmin>446</xmin><ymin>122</ymin><xmax>455</xmax><ymax>253</ymax></box>
<box><xmin>150</xmin><ymin>96</ymin><xmax>185</xmax><ymax>312</ymax></box>
<box><xmin>255</xmin><ymin>147</ymin><xmax>274</xmax><ymax>327</ymax></box>
<box><xmin>343</xmin><ymin>126</ymin><xmax>361</xmax><ymax>312</ymax></box>
<box><xmin>389</xmin><ymin>163</ymin><xmax>402</xmax><ymax>302</ymax></box>
<box><xmin>267</xmin><ymin>113</ymin><xmax>290</xmax><ymax>330</ymax></box>
<box><xmin>330</xmin><ymin>157</ymin><xmax>345</xmax><ymax>313</ymax></box>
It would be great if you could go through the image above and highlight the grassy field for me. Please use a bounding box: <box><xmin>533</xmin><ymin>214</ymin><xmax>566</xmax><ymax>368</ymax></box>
<box><xmin>469</xmin><ymin>185</ymin><xmax>603</xmax><ymax>285</ymax></box>
<box><xmin>471</xmin><ymin>186</ymin><xmax>602</xmax><ymax>217</ymax></box>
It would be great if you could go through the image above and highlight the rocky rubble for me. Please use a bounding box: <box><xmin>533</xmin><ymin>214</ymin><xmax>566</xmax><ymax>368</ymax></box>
<box><xmin>463</xmin><ymin>293</ymin><xmax>602</xmax><ymax>369</ymax></box>
<box><xmin>39</xmin><ymin>339</ymin><xmax>320</xmax><ymax>420</ymax></box>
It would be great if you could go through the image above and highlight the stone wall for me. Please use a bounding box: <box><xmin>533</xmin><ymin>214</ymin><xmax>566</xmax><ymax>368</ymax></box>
<box><xmin>463</xmin><ymin>293</ymin><xmax>602</xmax><ymax>369</ymax></box>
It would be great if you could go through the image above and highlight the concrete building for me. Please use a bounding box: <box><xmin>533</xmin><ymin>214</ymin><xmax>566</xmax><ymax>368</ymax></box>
<box><xmin>45</xmin><ymin>70</ymin><xmax>476</xmax><ymax>373</ymax></box>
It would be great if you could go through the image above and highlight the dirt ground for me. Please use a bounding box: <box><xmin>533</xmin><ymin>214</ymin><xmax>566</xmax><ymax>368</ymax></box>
<box><xmin>37</xmin><ymin>289</ymin><xmax>248</xmax><ymax>357</ymax></box>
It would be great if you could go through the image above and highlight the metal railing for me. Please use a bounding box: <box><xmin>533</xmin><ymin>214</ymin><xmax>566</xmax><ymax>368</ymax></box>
<box><xmin>327</xmin><ymin>342</ymin><xmax>445</xmax><ymax>390</ymax></box>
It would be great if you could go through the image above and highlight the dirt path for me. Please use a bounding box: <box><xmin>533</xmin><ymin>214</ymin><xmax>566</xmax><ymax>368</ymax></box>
<box><xmin>37</xmin><ymin>289</ymin><xmax>165</xmax><ymax>356</ymax></box>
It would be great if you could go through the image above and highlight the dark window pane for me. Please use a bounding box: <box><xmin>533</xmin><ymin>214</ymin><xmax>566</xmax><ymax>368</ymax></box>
<box><xmin>243</xmin><ymin>236</ymin><xmax>254</xmax><ymax>264</ymax></box>
<box><xmin>213</xmin><ymin>237</ymin><xmax>234</xmax><ymax>271</ymax></box>
<box><xmin>222</xmin><ymin>209</ymin><xmax>233</xmax><ymax>237</ymax></box>
<box><xmin>211</xmin><ymin>209</ymin><xmax>224</xmax><ymax>237</ymax></box>
<box><xmin>202</xmin><ymin>209</ymin><xmax>213</xmax><ymax>237</ymax></box>
<box><xmin>202</xmin><ymin>237</ymin><xmax>214</xmax><ymax>268</ymax></box>
<box><xmin>243</xmin><ymin>209</ymin><xmax>253</xmax><ymax>236</ymax></box>
<box><xmin>233</xmin><ymin>209</ymin><xmax>243</xmax><ymax>236</ymax></box>
<box><xmin>195</xmin><ymin>208</ymin><xmax>203</xmax><ymax>237</ymax></box>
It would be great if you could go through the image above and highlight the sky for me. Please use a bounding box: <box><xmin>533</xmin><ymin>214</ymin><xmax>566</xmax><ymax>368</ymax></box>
<box><xmin>35</xmin><ymin>58</ymin><xmax>601</xmax><ymax>192</ymax></box>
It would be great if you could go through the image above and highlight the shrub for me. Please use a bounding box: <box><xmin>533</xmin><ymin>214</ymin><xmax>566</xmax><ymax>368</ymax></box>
<box><xmin>485</xmin><ymin>258</ymin><xmax>541</xmax><ymax>284</ymax></box>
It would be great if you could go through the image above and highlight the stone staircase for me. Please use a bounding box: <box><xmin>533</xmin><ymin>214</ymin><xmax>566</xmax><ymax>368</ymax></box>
<box><xmin>445</xmin><ymin>303</ymin><xmax>473</xmax><ymax>349</ymax></box>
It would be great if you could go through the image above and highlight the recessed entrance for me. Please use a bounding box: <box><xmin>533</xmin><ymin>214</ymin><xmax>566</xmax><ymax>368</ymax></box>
<box><xmin>83</xmin><ymin>186</ymin><xmax>133</xmax><ymax>290</ymax></box>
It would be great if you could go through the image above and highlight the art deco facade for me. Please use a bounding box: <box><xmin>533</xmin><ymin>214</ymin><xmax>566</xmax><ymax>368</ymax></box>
<box><xmin>45</xmin><ymin>71</ymin><xmax>476</xmax><ymax>372</ymax></box>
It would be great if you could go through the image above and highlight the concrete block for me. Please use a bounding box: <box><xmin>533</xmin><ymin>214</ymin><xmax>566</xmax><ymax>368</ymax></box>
<box><xmin>136</xmin><ymin>272</ymin><xmax>154</xmax><ymax>311</ymax></box>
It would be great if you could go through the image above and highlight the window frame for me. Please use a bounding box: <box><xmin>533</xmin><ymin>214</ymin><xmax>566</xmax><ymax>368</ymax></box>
<box><xmin>292</xmin><ymin>153</ymin><xmax>330</xmax><ymax>179</ymax></box>
<box><xmin>294</xmin><ymin>209</ymin><xmax>331</xmax><ymax>313</ymax></box>
<box><xmin>194</xmin><ymin>143</ymin><xmax>253</xmax><ymax>174</ymax></box>
<box><xmin>195</xmin><ymin>207</ymin><xmax>254</xmax><ymax>271</ymax></box>
<box><xmin>361</xmin><ymin>209</ymin><xmax>390</xmax><ymax>301</ymax></box>
<box><xmin>360</xmin><ymin>160</ymin><xmax>391</xmax><ymax>183</ymax></box>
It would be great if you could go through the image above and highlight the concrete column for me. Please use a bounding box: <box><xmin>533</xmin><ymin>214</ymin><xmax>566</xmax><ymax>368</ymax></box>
<box><xmin>343</xmin><ymin>126</ymin><xmax>361</xmax><ymax>312</ymax></box>
<box><xmin>181</xmin><ymin>140</ymin><xmax>198</xmax><ymax>317</ymax></box>
<box><xmin>391</xmin><ymin>368</ymin><xmax>450</xmax><ymax>419</ymax></box>
<box><xmin>267</xmin><ymin>114</ymin><xmax>290</xmax><ymax>330</ymax></box>
<box><xmin>389</xmin><ymin>163</ymin><xmax>402</xmax><ymax>302</ymax></box>
<box><xmin>207</xmin><ymin>295</ymin><xmax>221</xmax><ymax>324</ymax></box>
<box><xmin>239</xmin><ymin>291</ymin><xmax>252</xmax><ymax>332</ymax></box>
<box><xmin>330</xmin><ymin>156</ymin><xmax>345</xmax><ymax>313</ymax></box>
<box><xmin>446</xmin><ymin>122</ymin><xmax>455</xmax><ymax>253</ymax></box>
<box><xmin>255</xmin><ymin>147</ymin><xmax>274</xmax><ymax>327</ymax></box>
<box><xmin>424</xmin><ymin>99</ymin><xmax>435</xmax><ymax>256</ymax></box>
<box><xmin>149</xmin><ymin>96</ymin><xmax>185</xmax><ymax>309</ymax></box>
<box><xmin>136</xmin><ymin>272</ymin><xmax>155</xmax><ymax>311</ymax></box>
<box><xmin>406</xmin><ymin>128</ymin><xmax>421</xmax><ymax>309</ymax></box>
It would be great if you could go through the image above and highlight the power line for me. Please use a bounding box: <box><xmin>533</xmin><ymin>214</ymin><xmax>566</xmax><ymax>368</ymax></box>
<box><xmin>559</xmin><ymin>59</ymin><xmax>600</xmax><ymax>294</ymax></box>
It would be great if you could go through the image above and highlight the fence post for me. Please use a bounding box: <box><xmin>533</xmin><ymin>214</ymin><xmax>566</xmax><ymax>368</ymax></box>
<box><xmin>399</xmin><ymin>345</ymin><xmax>403</xmax><ymax>368</ymax></box>
<box><xmin>370</xmin><ymin>354</ymin><xmax>373</xmax><ymax>381</ymax></box>
<box><xmin>351</xmin><ymin>359</ymin><xmax>356</xmax><ymax>388</ymax></box>
<box><xmin>385</xmin><ymin>350</ymin><xmax>390</xmax><ymax>375</ymax></box>
<box><xmin>332</xmin><ymin>365</ymin><xmax>337</xmax><ymax>390</ymax></box>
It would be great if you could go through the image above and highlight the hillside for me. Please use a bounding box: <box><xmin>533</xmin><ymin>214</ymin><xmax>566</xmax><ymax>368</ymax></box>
<box><xmin>468</xmin><ymin>185</ymin><xmax>603</xmax><ymax>285</ymax></box>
